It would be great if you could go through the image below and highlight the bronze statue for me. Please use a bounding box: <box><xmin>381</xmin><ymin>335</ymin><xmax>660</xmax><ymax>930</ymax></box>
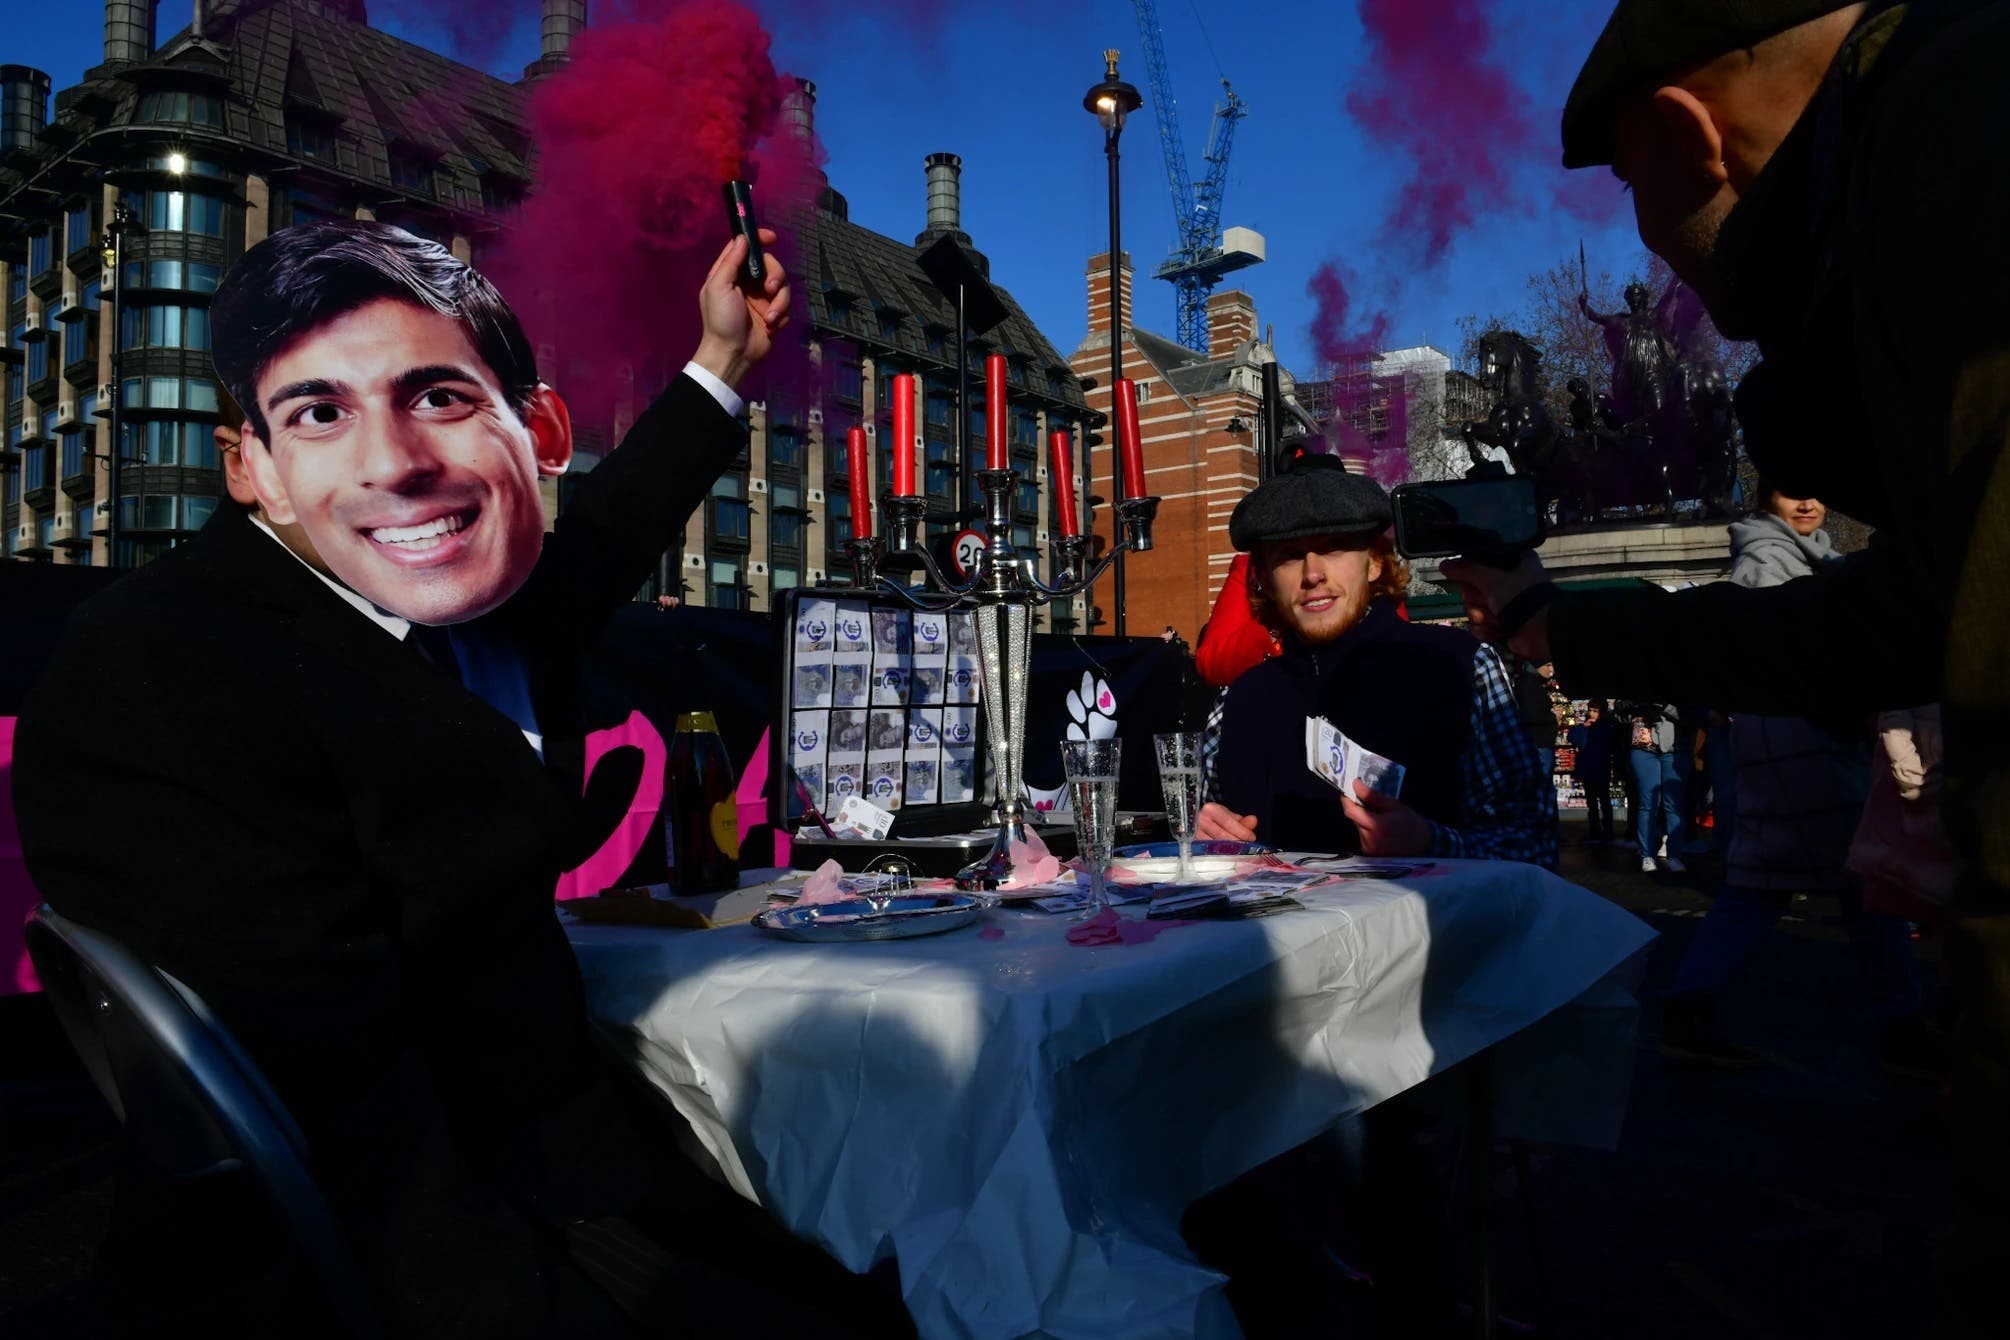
<box><xmin>1460</xmin><ymin>330</ymin><xmax>1560</xmax><ymax>509</ymax></box>
<box><xmin>1577</xmin><ymin>280</ymin><xmax>1678</xmax><ymax>425</ymax></box>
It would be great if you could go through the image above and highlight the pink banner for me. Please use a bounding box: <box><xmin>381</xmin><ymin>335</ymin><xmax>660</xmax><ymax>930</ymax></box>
<box><xmin>1</xmin><ymin>717</ymin><xmax>43</xmax><ymax>995</ymax></box>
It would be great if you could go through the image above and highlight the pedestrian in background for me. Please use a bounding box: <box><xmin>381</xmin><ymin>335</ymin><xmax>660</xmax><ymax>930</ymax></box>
<box><xmin>1661</xmin><ymin>485</ymin><xmax>1927</xmax><ymax>1070</ymax></box>
<box><xmin>1569</xmin><ymin>700</ymin><xmax>1619</xmax><ymax>846</ymax></box>
<box><xmin>1621</xmin><ymin>701</ymin><xmax>1687</xmax><ymax>874</ymax></box>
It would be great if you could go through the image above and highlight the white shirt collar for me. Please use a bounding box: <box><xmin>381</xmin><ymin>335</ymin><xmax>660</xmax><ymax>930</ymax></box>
<box><xmin>248</xmin><ymin>514</ymin><xmax>412</xmax><ymax>642</ymax></box>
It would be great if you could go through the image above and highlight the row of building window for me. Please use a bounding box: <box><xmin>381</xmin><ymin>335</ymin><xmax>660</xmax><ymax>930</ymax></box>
<box><xmin>137</xmin><ymin>90</ymin><xmax>226</xmax><ymax>128</ymax></box>
<box><xmin>123</xmin><ymin>303</ymin><xmax>211</xmax><ymax>353</ymax></box>
<box><xmin>123</xmin><ymin>259</ymin><xmax>223</xmax><ymax>295</ymax></box>
<box><xmin>121</xmin><ymin>376</ymin><xmax>224</xmax><ymax>413</ymax></box>
<box><xmin>120</xmin><ymin>189</ymin><xmax>229</xmax><ymax>239</ymax></box>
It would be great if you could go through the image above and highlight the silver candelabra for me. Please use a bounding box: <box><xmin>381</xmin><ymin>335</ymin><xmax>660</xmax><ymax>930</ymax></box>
<box><xmin>846</xmin><ymin>468</ymin><xmax>1159</xmax><ymax>890</ymax></box>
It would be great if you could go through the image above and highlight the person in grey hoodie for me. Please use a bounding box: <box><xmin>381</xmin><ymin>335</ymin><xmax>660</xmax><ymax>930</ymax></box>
<box><xmin>1661</xmin><ymin>486</ymin><xmax>1926</xmax><ymax>1070</ymax></box>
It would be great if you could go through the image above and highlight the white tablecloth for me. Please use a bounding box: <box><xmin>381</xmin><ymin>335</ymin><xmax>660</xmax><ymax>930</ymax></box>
<box><xmin>566</xmin><ymin>861</ymin><xmax>1654</xmax><ymax>1340</ymax></box>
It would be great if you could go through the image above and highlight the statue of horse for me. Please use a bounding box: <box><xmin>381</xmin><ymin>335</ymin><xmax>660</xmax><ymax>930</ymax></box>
<box><xmin>1461</xmin><ymin>330</ymin><xmax>1559</xmax><ymax>508</ymax></box>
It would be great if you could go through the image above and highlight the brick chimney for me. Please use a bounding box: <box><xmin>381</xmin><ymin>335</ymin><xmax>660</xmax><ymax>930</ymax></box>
<box><xmin>1206</xmin><ymin>290</ymin><xmax>1258</xmax><ymax>361</ymax></box>
<box><xmin>1085</xmin><ymin>251</ymin><xmax>1133</xmax><ymax>341</ymax></box>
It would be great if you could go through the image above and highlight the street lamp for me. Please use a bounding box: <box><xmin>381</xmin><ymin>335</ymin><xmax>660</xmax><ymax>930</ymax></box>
<box><xmin>1084</xmin><ymin>50</ymin><xmax>1141</xmax><ymax>636</ymax></box>
<box><xmin>102</xmin><ymin>197</ymin><xmax>145</xmax><ymax>568</ymax></box>
<box><xmin>101</xmin><ymin>153</ymin><xmax>182</xmax><ymax>567</ymax></box>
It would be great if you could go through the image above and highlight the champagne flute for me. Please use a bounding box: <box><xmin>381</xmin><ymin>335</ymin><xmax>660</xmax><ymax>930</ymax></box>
<box><xmin>1062</xmin><ymin>739</ymin><xmax>1122</xmax><ymax>915</ymax></box>
<box><xmin>1154</xmin><ymin>732</ymin><xmax>1202</xmax><ymax>882</ymax></box>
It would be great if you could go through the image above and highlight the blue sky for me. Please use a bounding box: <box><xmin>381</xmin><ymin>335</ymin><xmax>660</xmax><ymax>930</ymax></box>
<box><xmin>10</xmin><ymin>1</ymin><xmax>1647</xmax><ymax>374</ymax></box>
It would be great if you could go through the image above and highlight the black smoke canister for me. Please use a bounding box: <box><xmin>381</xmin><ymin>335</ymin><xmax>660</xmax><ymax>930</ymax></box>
<box><xmin>723</xmin><ymin>180</ymin><xmax>766</xmax><ymax>288</ymax></box>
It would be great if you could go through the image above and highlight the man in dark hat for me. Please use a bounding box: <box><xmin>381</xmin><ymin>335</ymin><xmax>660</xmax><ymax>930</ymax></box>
<box><xmin>1197</xmin><ymin>457</ymin><xmax>1555</xmax><ymax>865</ymax></box>
<box><xmin>1446</xmin><ymin>2</ymin><xmax>2010</xmax><ymax>1326</ymax></box>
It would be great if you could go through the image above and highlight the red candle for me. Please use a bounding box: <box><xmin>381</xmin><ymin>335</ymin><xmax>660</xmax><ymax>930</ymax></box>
<box><xmin>1049</xmin><ymin>429</ymin><xmax>1080</xmax><ymax>537</ymax></box>
<box><xmin>891</xmin><ymin>373</ymin><xmax>916</xmax><ymax>497</ymax></box>
<box><xmin>1114</xmin><ymin>378</ymin><xmax>1146</xmax><ymax>502</ymax></box>
<box><xmin>985</xmin><ymin>354</ymin><xmax>1009</xmax><ymax>471</ymax></box>
<box><xmin>846</xmin><ymin>425</ymin><xmax>872</xmax><ymax>539</ymax></box>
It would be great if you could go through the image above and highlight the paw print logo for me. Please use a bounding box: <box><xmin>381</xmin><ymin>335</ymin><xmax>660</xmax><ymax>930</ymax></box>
<box><xmin>1065</xmin><ymin>671</ymin><xmax>1118</xmax><ymax>742</ymax></box>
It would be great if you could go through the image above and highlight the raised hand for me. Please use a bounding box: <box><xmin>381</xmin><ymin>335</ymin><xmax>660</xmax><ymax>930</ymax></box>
<box><xmin>694</xmin><ymin>227</ymin><xmax>793</xmax><ymax>390</ymax></box>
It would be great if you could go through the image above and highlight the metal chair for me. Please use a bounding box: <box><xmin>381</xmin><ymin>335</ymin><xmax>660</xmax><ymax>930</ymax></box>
<box><xmin>25</xmin><ymin>905</ymin><xmax>379</xmax><ymax>1337</ymax></box>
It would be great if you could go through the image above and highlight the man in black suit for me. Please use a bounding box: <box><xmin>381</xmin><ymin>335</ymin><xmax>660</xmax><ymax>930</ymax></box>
<box><xmin>11</xmin><ymin>221</ymin><xmax>868</xmax><ymax>1336</ymax></box>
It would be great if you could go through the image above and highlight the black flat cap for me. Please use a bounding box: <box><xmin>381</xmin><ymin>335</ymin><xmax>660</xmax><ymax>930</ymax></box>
<box><xmin>1229</xmin><ymin>455</ymin><xmax>1391</xmax><ymax>551</ymax></box>
<box><xmin>1562</xmin><ymin>0</ymin><xmax>1858</xmax><ymax>168</ymax></box>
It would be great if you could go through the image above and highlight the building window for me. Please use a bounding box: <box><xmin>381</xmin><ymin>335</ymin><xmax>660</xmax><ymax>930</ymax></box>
<box><xmin>137</xmin><ymin>420</ymin><xmax>218</xmax><ymax>468</ymax></box>
<box><xmin>828</xmin><ymin>490</ymin><xmax>852</xmax><ymax>544</ymax></box>
<box><xmin>772</xmin><ymin>565</ymin><xmax>800</xmax><ymax>592</ymax></box>
<box><xmin>123</xmin><ymin>375</ymin><xmax>209</xmax><ymax>410</ymax></box>
<box><xmin>137</xmin><ymin>90</ymin><xmax>225</xmax><ymax>127</ymax></box>
<box><xmin>831</xmin><ymin>362</ymin><xmax>863</xmax><ymax>403</ymax></box>
<box><xmin>925</xmin><ymin>329</ymin><xmax>947</xmax><ymax>359</ymax></box>
<box><xmin>926</xmin><ymin>392</ymin><xmax>952</xmax><ymax>428</ymax></box>
<box><xmin>713</xmin><ymin>497</ymin><xmax>750</xmax><ymax>541</ymax></box>
<box><xmin>709</xmin><ymin>558</ymin><xmax>743</xmax><ymax>610</ymax></box>
<box><xmin>125</xmin><ymin>190</ymin><xmax>228</xmax><ymax>238</ymax></box>
<box><xmin>61</xmin><ymin>433</ymin><xmax>87</xmax><ymax>480</ymax></box>
<box><xmin>877</xmin><ymin>310</ymin><xmax>902</xmax><ymax>345</ymax></box>
<box><xmin>1015</xmin><ymin>481</ymin><xmax>1039</xmax><ymax>517</ymax></box>
<box><xmin>287</xmin><ymin>116</ymin><xmax>336</xmax><ymax>160</ymax></box>
<box><xmin>125</xmin><ymin>260</ymin><xmax>221</xmax><ymax>294</ymax></box>
<box><xmin>769</xmin><ymin>425</ymin><xmax>804</xmax><ymax>469</ymax></box>
<box><xmin>479</xmin><ymin>174</ymin><xmax>522</xmax><ymax>212</ymax></box>
<box><xmin>390</xmin><ymin>151</ymin><xmax>435</xmax><ymax>195</ymax></box>
<box><xmin>1015</xmin><ymin>411</ymin><xmax>1040</xmax><ymax>448</ymax></box>
<box><xmin>7</xmin><ymin>260</ymin><xmax>23</xmax><ymax>298</ymax></box>
<box><xmin>123</xmin><ymin>304</ymin><xmax>211</xmax><ymax>352</ymax></box>
<box><xmin>30</xmin><ymin>232</ymin><xmax>53</xmax><ymax>276</ymax></box>
<box><xmin>27</xmin><ymin>340</ymin><xmax>49</xmax><ymax>385</ymax></box>
<box><xmin>63</xmin><ymin>300</ymin><xmax>97</xmax><ymax>369</ymax></box>
<box><xmin>1011</xmin><ymin>524</ymin><xmax>1035</xmax><ymax>552</ymax></box>
<box><xmin>770</xmin><ymin>480</ymin><xmax>803</xmax><ymax>551</ymax></box>
<box><xmin>65</xmin><ymin>203</ymin><xmax>95</xmax><ymax>255</ymax></box>
<box><xmin>22</xmin><ymin>445</ymin><xmax>49</xmax><ymax>491</ymax></box>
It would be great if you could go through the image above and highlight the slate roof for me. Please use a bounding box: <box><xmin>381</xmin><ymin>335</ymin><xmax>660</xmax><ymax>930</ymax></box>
<box><xmin>804</xmin><ymin>189</ymin><xmax>1087</xmax><ymax>416</ymax></box>
<box><xmin>207</xmin><ymin>0</ymin><xmax>532</xmax><ymax>197</ymax></box>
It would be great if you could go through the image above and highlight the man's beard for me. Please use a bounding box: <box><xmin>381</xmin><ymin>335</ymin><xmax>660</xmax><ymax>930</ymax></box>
<box><xmin>1280</xmin><ymin>594</ymin><xmax>1369</xmax><ymax>647</ymax></box>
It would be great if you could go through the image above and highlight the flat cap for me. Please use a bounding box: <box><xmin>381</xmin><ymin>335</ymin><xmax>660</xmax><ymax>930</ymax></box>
<box><xmin>1229</xmin><ymin>455</ymin><xmax>1391</xmax><ymax>551</ymax></box>
<box><xmin>1562</xmin><ymin>0</ymin><xmax>1858</xmax><ymax>168</ymax></box>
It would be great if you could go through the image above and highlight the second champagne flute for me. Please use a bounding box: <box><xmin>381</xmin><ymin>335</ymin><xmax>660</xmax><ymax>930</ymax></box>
<box><xmin>1061</xmin><ymin>739</ymin><xmax>1122</xmax><ymax>915</ymax></box>
<box><xmin>1153</xmin><ymin>732</ymin><xmax>1202</xmax><ymax>881</ymax></box>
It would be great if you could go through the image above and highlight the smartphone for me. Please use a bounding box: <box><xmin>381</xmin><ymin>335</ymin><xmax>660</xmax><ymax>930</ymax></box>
<box><xmin>1390</xmin><ymin>476</ymin><xmax>1545</xmax><ymax>559</ymax></box>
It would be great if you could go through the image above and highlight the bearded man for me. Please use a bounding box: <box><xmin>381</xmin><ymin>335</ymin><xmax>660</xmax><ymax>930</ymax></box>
<box><xmin>1197</xmin><ymin>455</ymin><xmax>1555</xmax><ymax>866</ymax></box>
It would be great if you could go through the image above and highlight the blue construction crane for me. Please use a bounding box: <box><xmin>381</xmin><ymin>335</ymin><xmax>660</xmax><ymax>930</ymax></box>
<box><xmin>1132</xmin><ymin>0</ymin><xmax>1262</xmax><ymax>352</ymax></box>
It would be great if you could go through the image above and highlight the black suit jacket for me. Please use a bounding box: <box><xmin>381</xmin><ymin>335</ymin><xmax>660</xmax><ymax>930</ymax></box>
<box><xmin>15</xmin><ymin>372</ymin><xmax>742</xmax><ymax>1336</ymax></box>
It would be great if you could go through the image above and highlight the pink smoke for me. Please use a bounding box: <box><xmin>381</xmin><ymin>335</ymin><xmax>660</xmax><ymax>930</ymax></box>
<box><xmin>479</xmin><ymin>0</ymin><xmax>824</xmax><ymax>429</ymax></box>
<box><xmin>1306</xmin><ymin>0</ymin><xmax>1624</xmax><ymax>478</ymax></box>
